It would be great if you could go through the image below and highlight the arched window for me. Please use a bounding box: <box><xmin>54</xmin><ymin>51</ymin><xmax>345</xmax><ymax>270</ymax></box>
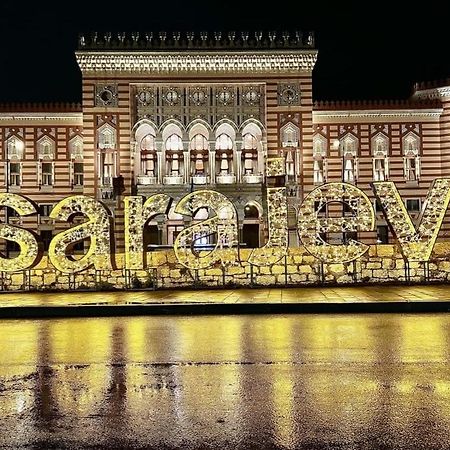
<box><xmin>371</xmin><ymin>133</ymin><xmax>389</xmax><ymax>181</ymax></box>
<box><xmin>190</xmin><ymin>134</ymin><xmax>209</xmax><ymax>151</ymax></box>
<box><xmin>313</xmin><ymin>134</ymin><xmax>327</xmax><ymax>184</ymax></box>
<box><xmin>341</xmin><ymin>134</ymin><xmax>358</xmax><ymax>183</ymax></box>
<box><xmin>190</xmin><ymin>133</ymin><xmax>209</xmax><ymax>177</ymax></box>
<box><xmin>6</xmin><ymin>136</ymin><xmax>24</xmax><ymax>160</ymax></box>
<box><xmin>216</xmin><ymin>133</ymin><xmax>233</xmax><ymax>151</ymax></box>
<box><xmin>165</xmin><ymin>133</ymin><xmax>183</xmax><ymax>178</ymax></box>
<box><xmin>402</xmin><ymin>132</ymin><xmax>420</xmax><ymax>181</ymax></box>
<box><xmin>69</xmin><ymin>135</ymin><xmax>84</xmax><ymax>187</ymax></box>
<box><xmin>281</xmin><ymin>122</ymin><xmax>299</xmax><ymax>147</ymax></box>
<box><xmin>165</xmin><ymin>134</ymin><xmax>183</xmax><ymax>152</ymax></box>
<box><xmin>97</xmin><ymin>123</ymin><xmax>116</xmax><ymax>149</ymax></box>
<box><xmin>140</xmin><ymin>133</ymin><xmax>156</xmax><ymax>177</ymax></box>
<box><xmin>37</xmin><ymin>136</ymin><xmax>55</xmax><ymax>160</ymax></box>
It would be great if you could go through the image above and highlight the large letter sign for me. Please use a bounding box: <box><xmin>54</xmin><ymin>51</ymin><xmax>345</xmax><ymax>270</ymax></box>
<box><xmin>372</xmin><ymin>179</ymin><xmax>450</xmax><ymax>262</ymax></box>
<box><xmin>298</xmin><ymin>183</ymin><xmax>375</xmax><ymax>263</ymax></box>
<box><xmin>49</xmin><ymin>196</ymin><xmax>114</xmax><ymax>273</ymax></box>
<box><xmin>248</xmin><ymin>158</ymin><xmax>288</xmax><ymax>266</ymax></box>
<box><xmin>0</xmin><ymin>193</ymin><xmax>41</xmax><ymax>272</ymax></box>
<box><xmin>173</xmin><ymin>190</ymin><xmax>239</xmax><ymax>270</ymax></box>
<box><xmin>124</xmin><ymin>194</ymin><xmax>172</xmax><ymax>270</ymax></box>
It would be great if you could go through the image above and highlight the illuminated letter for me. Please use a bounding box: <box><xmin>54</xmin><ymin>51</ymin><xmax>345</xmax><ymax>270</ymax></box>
<box><xmin>248</xmin><ymin>158</ymin><xmax>288</xmax><ymax>266</ymax></box>
<box><xmin>0</xmin><ymin>193</ymin><xmax>41</xmax><ymax>272</ymax></box>
<box><xmin>372</xmin><ymin>179</ymin><xmax>450</xmax><ymax>262</ymax></box>
<box><xmin>173</xmin><ymin>190</ymin><xmax>238</xmax><ymax>270</ymax></box>
<box><xmin>298</xmin><ymin>183</ymin><xmax>375</xmax><ymax>263</ymax></box>
<box><xmin>124</xmin><ymin>194</ymin><xmax>172</xmax><ymax>269</ymax></box>
<box><xmin>49</xmin><ymin>195</ymin><xmax>114</xmax><ymax>273</ymax></box>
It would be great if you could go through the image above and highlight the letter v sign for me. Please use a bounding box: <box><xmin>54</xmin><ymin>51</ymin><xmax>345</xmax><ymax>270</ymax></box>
<box><xmin>372</xmin><ymin>179</ymin><xmax>450</xmax><ymax>262</ymax></box>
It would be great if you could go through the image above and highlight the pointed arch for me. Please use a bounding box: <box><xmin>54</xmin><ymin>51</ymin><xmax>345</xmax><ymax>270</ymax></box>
<box><xmin>371</xmin><ymin>132</ymin><xmax>389</xmax><ymax>157</ymax></box>
<box><xmin>281</xmin><ymin>122</ymin><xmax>300</xmax><ymax>148</ymax></box>
<box><xmin>69</xmin><ymin>135</ymin><xmax>83</xmax><ymax>160</ymax></box>
<box><xmin>97</xmin><ymin>123</ymin><xmax>116</xmax><ymax>150</ymax></box>
<box><xmin>37</xmin><ymin>135</ymin><xmax>55</xmax><ymax>160</ymax></box>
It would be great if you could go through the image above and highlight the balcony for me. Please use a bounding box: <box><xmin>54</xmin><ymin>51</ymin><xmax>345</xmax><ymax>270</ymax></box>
<box><xmin>163</xmin><ymin>175</ymin><xmax>184</xmax><ymax>185</ymax></box>
<box><xmin>216</xmin><ymin>174</ymin><xmax>236</xmax><ymax>184</ymax></box>
<box><xmin>243</xmin><ymin>174</ymin><xmax>263</xmax><ymax>184</ymax></box>
<box><xmin>192</xmin><ymin>175</ymin><xmax>208</xmax><ymax>185</ymax></box>
<box><xmin>137</xmin><ymin>175</ymin><xmax>158</xmax><ymax>185</ymax></box>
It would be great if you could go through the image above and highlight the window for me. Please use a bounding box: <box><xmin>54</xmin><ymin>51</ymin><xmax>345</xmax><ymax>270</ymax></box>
<box><xmin>341</xmin><ymin>134</ymin><xmax>358</xmax><ymax>183</ymax></box>
<box><xmin>281</xmin><ymin>122</ymin><xmax>299</xmax><ymax>147</ymax></box>
<box><xmin>373</xmin><ymin>158</ymin><xmax>386</xmax><ymax>181</ymax></box>
<box><xmin>74</xmin><ymin>162</ymin><xmax>84</xmax><ymax>186</ymax></box>
<box><xmin>402</xmin><ymin>133</ymin><xmax>420</xmax><ymax>181</ymax></box>
<box><xmin>39</xmin><ymin>204</ymin><xmax>53</xmax><ymax>216</ymax></box>
<box><xmin>37</xmin><ymin>136</ymin><xmax>55</xmax><ymax>160</ymax></box>
<box><xmin>375</xmin><ymin>199</ymin><xmax>383</xmax><ymax>213</ymax></box>
<box><xmin>8</xmin><ymin>162</ymin><xmax>21</xmax><ymax>186</ymax></box>
<box><xmin>40</xmin><ymin>230</ymin><xmax>53</xmax><ymax>252</ymax></box>
<box><xmin>69</xmin><ymin>135</ymin><xmax>83</xmax><ymax>160</ymax></box>
<box><xmin>216</xmin><ymin>133</ymin><xmax>233</xmax><ymax>151</ymax></box>
<box><xmin>343</xmin><ymin>231</ymin><xmax>357</xmax><ymax>243</ymax></box>
<box><xmin>313</xmin><ymin>159</ymin><xmax>324</xmax><ymax>184</ymax></box>
<box><xmin>405</xmin><ymin>157</ymin><xmax>418</xmax><ymax>182</ymax></box>
<box><xmin>98</xmin><ymin>124</ymin><xmax>116</xmax><ymax>149</ymax></box>
<box><xmin>377</xmin><ymin>225</ymin><xmax>389</xmax><ymax>244</ymax></box>
<box><xmin>6</xmin><ymin>136</ymin><xmax>24</xmax><ymax>160</ymax></box>
<box><xmin>41</xmin><ymin>162</ymin><xmax>53</xmax><ymax>186</ymax></box>
<box><xmin>372</xmin><ymin>134</ymin><xmax>389</xmax><ymax>181</ymax></box>
<box><xmin>406</xmin><ymin>199</ymin><xmax>420</xmax><ymax>212</ymax></box>
<box><xmin>343</xmin><ymin>158</ymin><xmax>355</xmax><ymax>183</ymax></box>
<box><xmin>165</xmin><ymin>134</ymin><xmax>183</xmax><ymax>151</ymax></box>
<box><xmin>190</xmin><ymin>134</ymin><xmax>208</xmax><ymax>151</ymax></box>
<box><xmin>101</xmin><ymin>152</ymin><xmax>115</xmax><ymax>185</ymax></box>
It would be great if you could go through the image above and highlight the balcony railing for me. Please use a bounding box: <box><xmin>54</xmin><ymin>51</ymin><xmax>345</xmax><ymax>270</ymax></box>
<box><xmin>243</xmin><ymin>174</ymin><xmax>263</xmax><ymax>184</ymax></box>
<box><xmin>163</xmin><ymin>175</ymin><xmax>184</xmax><ymax>185</ymax></box>
<box><xmin>192</xmin><ymin>175</ymin><xmax>208</xmax><ymax>185</ymax></box>
<box><xmin>137</xmin><ymin>175</ymin><xmax>158</xmax><ymax>185</ymax></box>
<box><xmin>216</xmin><ymin>174</ymin><xmax>236</xmax><ymax>184</ymax></box>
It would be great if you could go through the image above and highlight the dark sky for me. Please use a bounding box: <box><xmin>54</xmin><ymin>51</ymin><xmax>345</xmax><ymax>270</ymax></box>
<box><xmin>0</xmin><ymin>1</ymin><xmax>447</xmax><ymax>103</ymax></box>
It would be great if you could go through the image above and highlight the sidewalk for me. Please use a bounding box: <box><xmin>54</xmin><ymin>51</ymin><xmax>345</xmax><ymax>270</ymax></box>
<box><xmin>1</xmin><ymin>284</ymin><xmax>450</xmax><ymax>317</ymax></box>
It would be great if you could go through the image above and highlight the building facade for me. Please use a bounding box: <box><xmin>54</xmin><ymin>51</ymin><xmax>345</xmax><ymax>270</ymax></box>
<box><xmin>1</xmin><ymin>31</ymin><xmax>449</xmax><ymax>257</ymax></box>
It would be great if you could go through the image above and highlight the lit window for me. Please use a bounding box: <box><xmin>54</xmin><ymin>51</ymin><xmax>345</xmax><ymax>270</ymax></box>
<box><xmin>406</xmin><ymin>199</ymin><xmax>420</xmax><ymax>212</ymax></box>
<box><xmin>216</xmin><ymin>133</ymin><xmax>233</xmax><ymax>150</ymax></box>
<box><xmin>372</xmin><ymin>134</ymin><xmax>389</xmax><ymax>181</ymax></box>
<box><xmin>343</xmin><ymin>158</ymin><xmax>355</xmax><ymax>183</ymax></box>
<box><xmin>190</xmin><ymin>134</ymin><xmax>209</xmax><ymax>151</ymax></box>
<box><xmin>402</xmin><ymin>133</ymin><xmax>420</xmax><ymax>181</ymax></box>
<box><xmin>165</xmin><ymin>134</ymin><xmax>183</xmax><ymax>151</ymax></box>
<box><xmin>281</xmin><ymin>122</ymin><xmax>299</xmax><ymax>147</ymax></box>
<box><xmin>101</xmin><ymin>152</ymin><xmax>115</xmax><ymax>185</ymax></box>
<box><xmin>313</xmin><ymin>159</ymin><xmax>324</xmax><ymax>184</ymax></box>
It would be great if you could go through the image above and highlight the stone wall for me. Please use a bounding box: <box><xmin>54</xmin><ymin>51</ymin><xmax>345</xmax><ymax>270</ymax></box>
<box><xmin>2</xmin><ymin>243</ymin><xmax>450</xmax><ymax>292</ymax></box>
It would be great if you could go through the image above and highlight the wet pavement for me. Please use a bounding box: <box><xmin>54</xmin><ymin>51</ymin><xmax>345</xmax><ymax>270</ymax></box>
<box><xmin>1</xmin><ymin>314</ymin><xmax>450</xmax><ymax>449</ymax></box>
<box><xmin>1</xmin><ymin>283</ymin><xmax>450</xmax><ymax>307</ymax></box>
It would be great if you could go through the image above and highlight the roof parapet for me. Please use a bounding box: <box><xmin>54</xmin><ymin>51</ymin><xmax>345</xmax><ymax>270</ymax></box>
<box><xmin>77</xmin><ymin>30</ymin><xmax>315</xmax><ymax>51</ymax></box>
<box><xmin>314</xmin><ymin>98</ymin><xmax>441</xmax><ymax>111</ymax></box>
<box><xmin>0</xmin><ymin>102</ymin><xmax>82</xmax><ymax>113</ymax></box>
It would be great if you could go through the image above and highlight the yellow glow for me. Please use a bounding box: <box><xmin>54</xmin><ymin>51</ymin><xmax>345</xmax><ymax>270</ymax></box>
<box><xmin>298</xmin><ymin>183</ymin><xmax>375</xmax><ymax>263</ymax></box>
<box><xmin>0</xmin><ymin>193</ymin><xmax>40</xmax><ymax>272</ymax></box>
<box><xmin>173</xmin><ymin>190</ymin><xmax>239</xmax><ymax>270</ymax></box>
<box><xmin>49</xmin><ymin>195</ymin><xmax>113</xmax><ymax>273</ymax></box>
<box><xmin>372</xmin><ymin>179</ymin><xmax>450</xmax><ymax>262</ymax></box>
<box><xmin>124</xmin><ymin>194</ymin><xmax>172</xmax><ymax>270</ymax></box>
<box><xmin>248</xmin><ymin>158</ymin><xmax>288</xmax><ymax>266</ymax></box>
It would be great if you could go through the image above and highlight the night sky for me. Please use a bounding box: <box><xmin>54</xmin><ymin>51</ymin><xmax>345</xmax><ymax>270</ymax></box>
<box><xmin>0</xmin><ymin>1</ymin><xmax>447</xmax><ymax>103</ymax></box>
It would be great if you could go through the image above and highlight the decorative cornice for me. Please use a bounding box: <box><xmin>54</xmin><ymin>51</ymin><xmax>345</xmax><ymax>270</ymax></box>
<box><xmin>313</xmin><ymin>109</ymin><xmax>443</xmax><ymax>124</ymax></box>
<box><xmin>413</xmin><ymin>86</ymin><xmax>450</xmax><ymax>100</ymax></box>
<box><xmin>78</xmin><ymin>31</ymin><xmax>316</xmax><ymax>51</ymax></box>
<box><xmin>75</xmin><ymin>51</ymin><xmax>318</xmax><ymax>75</ymax></box>
<box><xmin>0</xmin><ymin>112</ymin><xmax>83</xmax><ymax>123</ymax></box>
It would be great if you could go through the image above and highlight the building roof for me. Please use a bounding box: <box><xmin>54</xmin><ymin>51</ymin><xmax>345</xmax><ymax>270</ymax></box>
<box><xmin>77</xmin><ymin>31</ymin><xmax>315</xmax><ymax>52</ymax></box>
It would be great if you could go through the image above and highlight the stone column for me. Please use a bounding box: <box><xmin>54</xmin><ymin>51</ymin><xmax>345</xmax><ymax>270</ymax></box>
<box><xmin>236</xmin><ymin>150</ymin><xmax>242</xmax><ymax>182</ymax></box>
<box><xmin>183</xmin><ymin>151</ymin><xmax>190</xmax><ymax>184</ymax></box>
<box><xmin>209</xmin><ymin>150</ymin><xmax>216</xmax><ymax>184</ymax></box>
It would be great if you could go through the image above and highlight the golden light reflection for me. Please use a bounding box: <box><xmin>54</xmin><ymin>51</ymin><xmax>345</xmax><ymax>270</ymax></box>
<box><xmin>0</xmin><ymin>314</ymin><xmax>450</xmax><ymax>447</ymax></box>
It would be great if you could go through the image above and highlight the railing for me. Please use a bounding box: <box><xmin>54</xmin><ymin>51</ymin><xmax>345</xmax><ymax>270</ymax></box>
<box><xmin>243</xmin><ymin>174</ymin><xmax>263</xmax><ymax>184</ymax></box>
<box><xmin>192</xmin><ymin>175</ymin><xmax>208</xmax><ymax>185</ymax></box>
<box><xmin>137</xmin><ymin>175</ymin><xmax>158</xmax><ymax>185</ymax></box>
<box><xmin>163</xmin><ymin>175</ymin><xmax>184</xmax><ymax>185</ymax></box>
<box><xmin>216</xmin><ymin>174</ymin><xmax>236</xmax><ymax>184</ymax></box>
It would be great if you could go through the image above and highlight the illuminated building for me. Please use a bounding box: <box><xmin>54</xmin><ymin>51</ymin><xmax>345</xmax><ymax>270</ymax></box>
<box><xmin>0</xmin><ymin>31</ymin><xmax>449</xmax><ymax>257</ymax></box>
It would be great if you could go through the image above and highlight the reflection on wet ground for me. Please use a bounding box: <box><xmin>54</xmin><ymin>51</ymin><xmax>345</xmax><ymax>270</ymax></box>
<box><xmin>1</xmin><ymin>284</ymin><xmax>450</xmax><ymax>307</ymax></box>
<box><xmin>1</xmin><ymin>313</ymin><xmax>450</xmax><ymax>449</ymax></box>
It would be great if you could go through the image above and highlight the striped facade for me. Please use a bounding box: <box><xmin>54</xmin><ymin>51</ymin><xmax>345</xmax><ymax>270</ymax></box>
<box><xmin>0</xmin><ymin>31</ymin><xmax>449</xmax><ymax>256</ymax></box>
